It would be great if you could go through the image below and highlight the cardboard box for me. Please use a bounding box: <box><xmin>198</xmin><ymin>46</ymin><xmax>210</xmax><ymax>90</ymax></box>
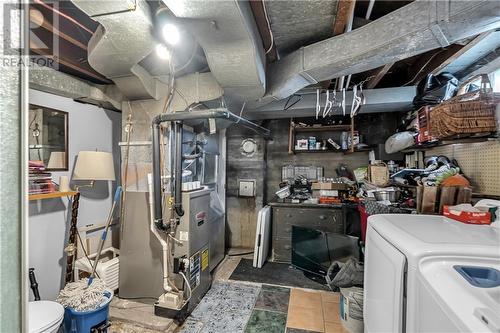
<box><xmin>443</xmin><ymin>205</ymin><xmax>491</xmax><ymax>225</ymax></box>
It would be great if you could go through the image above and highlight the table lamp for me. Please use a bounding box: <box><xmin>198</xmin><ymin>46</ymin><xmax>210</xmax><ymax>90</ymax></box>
<box><xmin>72</xmin><ymin>151</ymin><xmax>115</xmax><ymax>191</ymax></box>
<box><xmin>47</xmin><ymin>151</ymin><xmax>66</xmax><ymax>169</ymax></box>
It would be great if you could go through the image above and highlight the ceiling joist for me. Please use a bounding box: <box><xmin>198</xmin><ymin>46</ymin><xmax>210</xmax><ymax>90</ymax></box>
<box><xmin>367</xmin><ymin>62</ymin><xmax>394</xmax><ymax>89</ymax></box>
<box><xmin>333</xmin><ymin>0</ymin><xmax>356</xmax><ymax>36</ymax></box>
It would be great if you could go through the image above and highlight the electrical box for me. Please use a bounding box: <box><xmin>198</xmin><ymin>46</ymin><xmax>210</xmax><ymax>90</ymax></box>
<box><xmin>239</xmin><ymin>180</ymin><xmax>256</xmax><ymax>197</ymax></box>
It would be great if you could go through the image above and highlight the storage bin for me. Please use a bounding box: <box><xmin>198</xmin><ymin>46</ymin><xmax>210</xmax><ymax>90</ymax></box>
<box><xmin>63</xmin><ymin>292</ymin><xmax>112</xmax><ymax>333</ymax></box>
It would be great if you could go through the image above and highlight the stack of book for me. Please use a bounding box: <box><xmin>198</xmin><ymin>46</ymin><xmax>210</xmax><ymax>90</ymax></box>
<box><xmin>29</xmin><ymin>161</ymin><xmax>55</xmax><ymax>194</ymax></box>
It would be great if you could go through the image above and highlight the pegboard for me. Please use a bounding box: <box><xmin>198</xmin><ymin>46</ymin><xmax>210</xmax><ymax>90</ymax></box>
<box><xmin>425</xmin><ymin>141</ymin><xmax>500</xmax><ymax>196</ymax></box>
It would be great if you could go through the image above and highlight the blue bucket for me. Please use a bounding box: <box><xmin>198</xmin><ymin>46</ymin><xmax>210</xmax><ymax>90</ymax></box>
<box><xmin>63</xmin><ymin>292</ymin><xmax>112</xmax><ymax>333</ymax></box>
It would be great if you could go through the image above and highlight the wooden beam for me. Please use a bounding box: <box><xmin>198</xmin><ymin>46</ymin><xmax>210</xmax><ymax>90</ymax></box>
<box><xmin>333</xmin><ymin>0</ymin><xmax>356</xmax><ymax>36</ymax></box>
<box><xmin>30</xmin><ymin>13</ymin><xmax>88</xmax><ymax>51</ymax></box>
<box><xmin>406</xmin><ymin>45</ymin><xmax>465</xmax><ymax>85</ymax></box>
<box><xmin>30</xmin><ymin>40</ymin><xmax>111</xmax><ymax>83</ymax></box>
<box><xmin>430</xmin><ymin>31</ymin><xmax>493</xmax><ymax>75</ymax></box>
<box><xmin>367</xmin><ymin>62</ymin><xmax>394</xmax><ymax>89</ymax></box>
<box><xmin>249</xmin><ymin>0</ymin><xmax>278</xmax><ymax>63</ymax></box>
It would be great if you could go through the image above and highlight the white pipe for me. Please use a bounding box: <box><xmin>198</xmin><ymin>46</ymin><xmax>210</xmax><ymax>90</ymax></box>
<box><xmin>147</xmin><ymin>173</ymin><xmax>172</xmax><ymax>292</ymax></box>
<box><xmin>339</xmin><ymin>1</ymin><xmax>356</xmax><ymax>91</ymax></box>
<box><xmin>365</xmin><ymin>0</ymin><xmax>375</xmax><ymax>20</ymax></box>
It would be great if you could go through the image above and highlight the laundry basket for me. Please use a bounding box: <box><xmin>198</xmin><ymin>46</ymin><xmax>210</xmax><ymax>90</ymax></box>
<box><xmin>74</xmin><ymin>247</ymin><xmax>119</xmax><ymax>291</ymax></box>
<box><xmin>63</xmin><ymin>292</ymin><xmax>112</xmax><ymax>333</ymax></box>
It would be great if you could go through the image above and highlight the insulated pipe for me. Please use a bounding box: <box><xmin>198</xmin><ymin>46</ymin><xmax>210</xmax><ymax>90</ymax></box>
<box><xmin>151</xmin><ymin>122</ymin><xmax>165</xmax><ymax>230</ymax></box>
<box><xmin>173</xmin><ymin>121</ymin><xmax>184</xmax><ymax>217</ymax></box>
<box><xmin>151</xmin><ymin>108</ymin><xmax>271</xmax><ymax>228</ymax></box>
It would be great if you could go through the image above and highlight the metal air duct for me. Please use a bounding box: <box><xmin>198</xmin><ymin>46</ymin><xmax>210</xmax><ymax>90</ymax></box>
<box><xmin>162</xmin><ymin>0</ymin><xmax>266</xmax><ymax>102</ymax></box>
<box><xmin>260</xmin><ymin>0</ymin><xmax>500</xmax><ymax>104</ymax></box>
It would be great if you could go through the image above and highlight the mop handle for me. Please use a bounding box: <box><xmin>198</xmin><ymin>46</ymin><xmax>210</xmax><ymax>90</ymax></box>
<box><xmin>89</xmin><ymin>186</ymin><xmax>122</xmax><ymax>284</ymax></box>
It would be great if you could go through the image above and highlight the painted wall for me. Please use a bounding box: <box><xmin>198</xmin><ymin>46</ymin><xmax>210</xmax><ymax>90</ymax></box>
<box><xmin>28</xmin><ymin>89</ymin><xmax>121</xmax><ymax>301</ymax></box>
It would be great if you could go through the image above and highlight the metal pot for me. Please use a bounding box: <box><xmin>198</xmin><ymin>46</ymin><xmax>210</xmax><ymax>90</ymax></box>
<box><xmin>374</xmin><ymin>190</ymin><xmax>401</xmax><ymax>202</ymax></box>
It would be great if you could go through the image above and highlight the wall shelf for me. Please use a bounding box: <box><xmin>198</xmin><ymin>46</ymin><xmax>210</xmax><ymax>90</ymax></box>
<box><xmin>29</xmin><ymin>191</ymin><xmax>78</xmax><ymax>201</ymax></box>
<box><xmin>293</xmin><ymin>146</ymin><xmax>374</xmax><ymax>154</ymax></box>
<box><xmin>401</xmin><ymin>136</ymin><xmax>498</xmax><ymax>153</ymax></box>
<box><xmin>288</xmin><ymin>118</ymin><xmax>358</xmax><ymax>154</ymax></box>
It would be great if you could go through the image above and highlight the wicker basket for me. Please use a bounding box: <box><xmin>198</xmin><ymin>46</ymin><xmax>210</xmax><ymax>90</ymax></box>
<box><xmin>430</xmin><ymin>75</ymin><xmax>499</xmax><ymax>139</ymax></box>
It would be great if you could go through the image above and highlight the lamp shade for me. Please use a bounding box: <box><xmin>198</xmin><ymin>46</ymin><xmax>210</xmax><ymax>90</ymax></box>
<box><xmin>47</xmin><ymin>151</ymin><xmax>66</xmax><ymax>169</ymax></box>
<box><xmin>73</xmin><ymin>151</ymin><xmax>115</xmax><ymax>181</ymax></box>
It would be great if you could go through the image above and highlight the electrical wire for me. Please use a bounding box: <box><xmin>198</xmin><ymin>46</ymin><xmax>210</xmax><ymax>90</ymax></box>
<box><xmin>261</xmin><ymin>0</ymin><xmax>275</xmax><ymax>54</ymax></box>
<box><xmin>179</xmin><ymin>272</ymin><xmax>192</xmax><ymax>304</ymax></box>
<box><xmin>402</xmin><ymin>51</ymin><xmax>442</xmax><ymax>86</ymax></box>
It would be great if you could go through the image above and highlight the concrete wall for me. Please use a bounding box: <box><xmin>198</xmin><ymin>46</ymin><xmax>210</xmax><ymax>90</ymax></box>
<box><xmin>225</xmin><ymin>114</ymin><xmax>399</xmax><ymax>249</ymax></box>
<box><xmin>28</xmin><ymin>89</ymin><xmax>121</xmax><ymax>300</ymax></box>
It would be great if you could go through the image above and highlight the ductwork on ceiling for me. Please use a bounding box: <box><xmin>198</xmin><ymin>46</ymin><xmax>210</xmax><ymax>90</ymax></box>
<box><xmin>170</xmin><ymin>72</ymin><xmax>224</xmax><ymax>112</ymax></box>
<box><xmin>162</xmin><ymin>0</ymin><xmax>266</xmax><ymax>102</ymax></box>
<box><xmin>71</xmin><ymin>0</ymin><xmax>166</xmax><ymax>100</ymax></box>
<box><xmin>30</xmin><ymin>65</ymin><xmax>123</xmax><ymax>110</ymax></box>
<box><xmin>251</xmin><ymin>0</ymin><xmax>500</xmax><ymax>107</ymax></box>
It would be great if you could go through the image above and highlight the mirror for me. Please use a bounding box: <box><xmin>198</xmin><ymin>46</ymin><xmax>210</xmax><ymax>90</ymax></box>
<box><xmin>29</xmin><ymin>105</ymin><xmax>68</xmax><ymax>171</ymax></box>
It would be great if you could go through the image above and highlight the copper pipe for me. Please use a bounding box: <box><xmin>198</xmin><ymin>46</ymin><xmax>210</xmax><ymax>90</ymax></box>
<box><xmin>33</xmin><ymin>0</ymin><xmax>94</xmax><ymax>35</ymax></box>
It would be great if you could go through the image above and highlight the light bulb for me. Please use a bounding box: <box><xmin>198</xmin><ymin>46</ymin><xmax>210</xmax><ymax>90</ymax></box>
<box><xmin>162</xmin><ymin>23</ymin><xmax>180</xmax><ymax>46</ymax></box>
<box><xmin>155</xmin><ymin>44</ymin><xmax>171</xmax><ymax>61</ymax></box>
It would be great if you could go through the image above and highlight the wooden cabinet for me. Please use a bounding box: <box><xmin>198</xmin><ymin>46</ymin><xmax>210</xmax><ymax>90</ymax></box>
<box><xmin>271</xmin><ymin>204</ymin><xmax>345</xmax><ymax>263</ymax></box>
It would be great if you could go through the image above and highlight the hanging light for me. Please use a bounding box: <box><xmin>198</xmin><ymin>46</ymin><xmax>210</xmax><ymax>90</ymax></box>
<box><xmin>155</xmin><ymin>44</ymin><xmax>171</xmax><ymax>61</ymax></box>
<box><xmin>162</xmin><ymin>23</ymin><xmax>180</xmax><ymax>46</ymax></box>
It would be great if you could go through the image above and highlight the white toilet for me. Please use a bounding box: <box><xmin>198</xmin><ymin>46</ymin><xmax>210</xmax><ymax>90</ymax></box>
<box><xmin>29</xmin><ymin>301</ymin><xmax>64</xmax><ymax>333</ymax></box>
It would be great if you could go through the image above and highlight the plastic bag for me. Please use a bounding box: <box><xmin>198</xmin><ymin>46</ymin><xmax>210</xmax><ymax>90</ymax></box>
<box><xmin>385</xmin><ymin>131</ymin><xmax>415</xmax><ymax>153</ymax></box>
<box><xmin>413</xmin><ymin>73</ymin><xmax>458</xmax><ymax>107</ymax></box>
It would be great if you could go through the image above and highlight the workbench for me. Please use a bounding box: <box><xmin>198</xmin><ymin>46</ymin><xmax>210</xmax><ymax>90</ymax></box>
<box><xmin>268</xmin><ymin>201</ymin><xmax>359</xmax><ymax>263</ymax></box>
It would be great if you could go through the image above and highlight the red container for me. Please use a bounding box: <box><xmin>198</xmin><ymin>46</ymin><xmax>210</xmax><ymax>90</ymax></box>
<box><xmin>358</xmin><ymin>204</ymin><xmax>368</xmax><ymax>242</ymax></box>
<box><xmin>443</xmin><ymin>206</ymin><xmax>491</xmax><ymax>225</ymax></box>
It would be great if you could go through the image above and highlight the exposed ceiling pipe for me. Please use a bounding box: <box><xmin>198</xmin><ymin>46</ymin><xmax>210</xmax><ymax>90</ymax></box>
<box><xmin>169</xmin><ymin>72</ymin><xmax>224</xmax><ymax>112</ymax></box>
<box><xmin>256</xmin><ymin>0</ymin><xmax>500</xmax><ymax>107</ymax></box>
<box><xmin>365</xmin><ymin>0</ymin><xmax>375</xmax><ymax>20</ymax></box>
<box><xmin>345</xmin><ymin>0</ymin><xmax>376</xmax><ymax>90</ymax></box>
<box><xmin>162</xmin><ymin>0</ymin><xmax>266</xmax><ymax>102</ymax></box>
<box><xmin>71</xmin><ymin>0</ymin><xmax>168</xmax><ymax>100</ymax></box>
<box><xmin>151</xmin><ymin>108</ymin><xmax>270</xmax><ymax>226</ymax></box>
<box><xmin>337</xmin><ymin>0</ymin><xmax>356</xmax><ymax>91</ymax></box>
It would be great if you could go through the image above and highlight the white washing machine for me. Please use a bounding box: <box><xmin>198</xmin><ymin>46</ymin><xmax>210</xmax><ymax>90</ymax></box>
<box><xmin>364</xmin><ymin>214</ymin><xmax>500</xmax><ymax>333</ymax></box>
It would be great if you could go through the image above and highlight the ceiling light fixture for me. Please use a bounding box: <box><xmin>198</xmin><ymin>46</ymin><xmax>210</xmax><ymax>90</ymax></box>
<box><xmin>155</xmin><ymin>44</ymin><xmax>171</xmax><ymax>61</ymax></box>
<box><xmin>162</xmin><ymin>23</ymin><xmax>180</xmax><ymax>46</ymax></box>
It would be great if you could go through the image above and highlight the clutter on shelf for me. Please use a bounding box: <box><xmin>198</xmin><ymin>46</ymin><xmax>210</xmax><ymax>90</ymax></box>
<box><xmin>29</xmin><ymin>160</ymin><xmax>55</xmax><ymax>195</ymax></box>
<box><xmin>288</xmin><ymin>117</ymin><xmax>372</xmax><ymax>154</ymax></box>
<box><xmin>383</xmin><ymin>74</ymin><xmax>498</xmax><ymax>154</ymax></box>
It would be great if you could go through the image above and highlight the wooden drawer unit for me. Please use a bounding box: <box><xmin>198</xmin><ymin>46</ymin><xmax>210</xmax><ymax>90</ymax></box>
<box><xmin>272</xmin><ymin>237</ymin><xmax>292</xmax><ymax>263</ymax></box>
<box><xmin>271</xmin><ymin>205</ymin><xmax>345</xmax><ymax>263</ymax></box>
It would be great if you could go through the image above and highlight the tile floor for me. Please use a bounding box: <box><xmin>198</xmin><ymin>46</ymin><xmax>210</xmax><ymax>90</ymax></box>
<box><xmin>177</xmin><ymin>281</ymin><xmax>347</xmax><ymax>333</ymax></box>
<box><xmin>109</xmin><ymin>256</ymin><xmax>349</xmax><ymax>333</ymax></box>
